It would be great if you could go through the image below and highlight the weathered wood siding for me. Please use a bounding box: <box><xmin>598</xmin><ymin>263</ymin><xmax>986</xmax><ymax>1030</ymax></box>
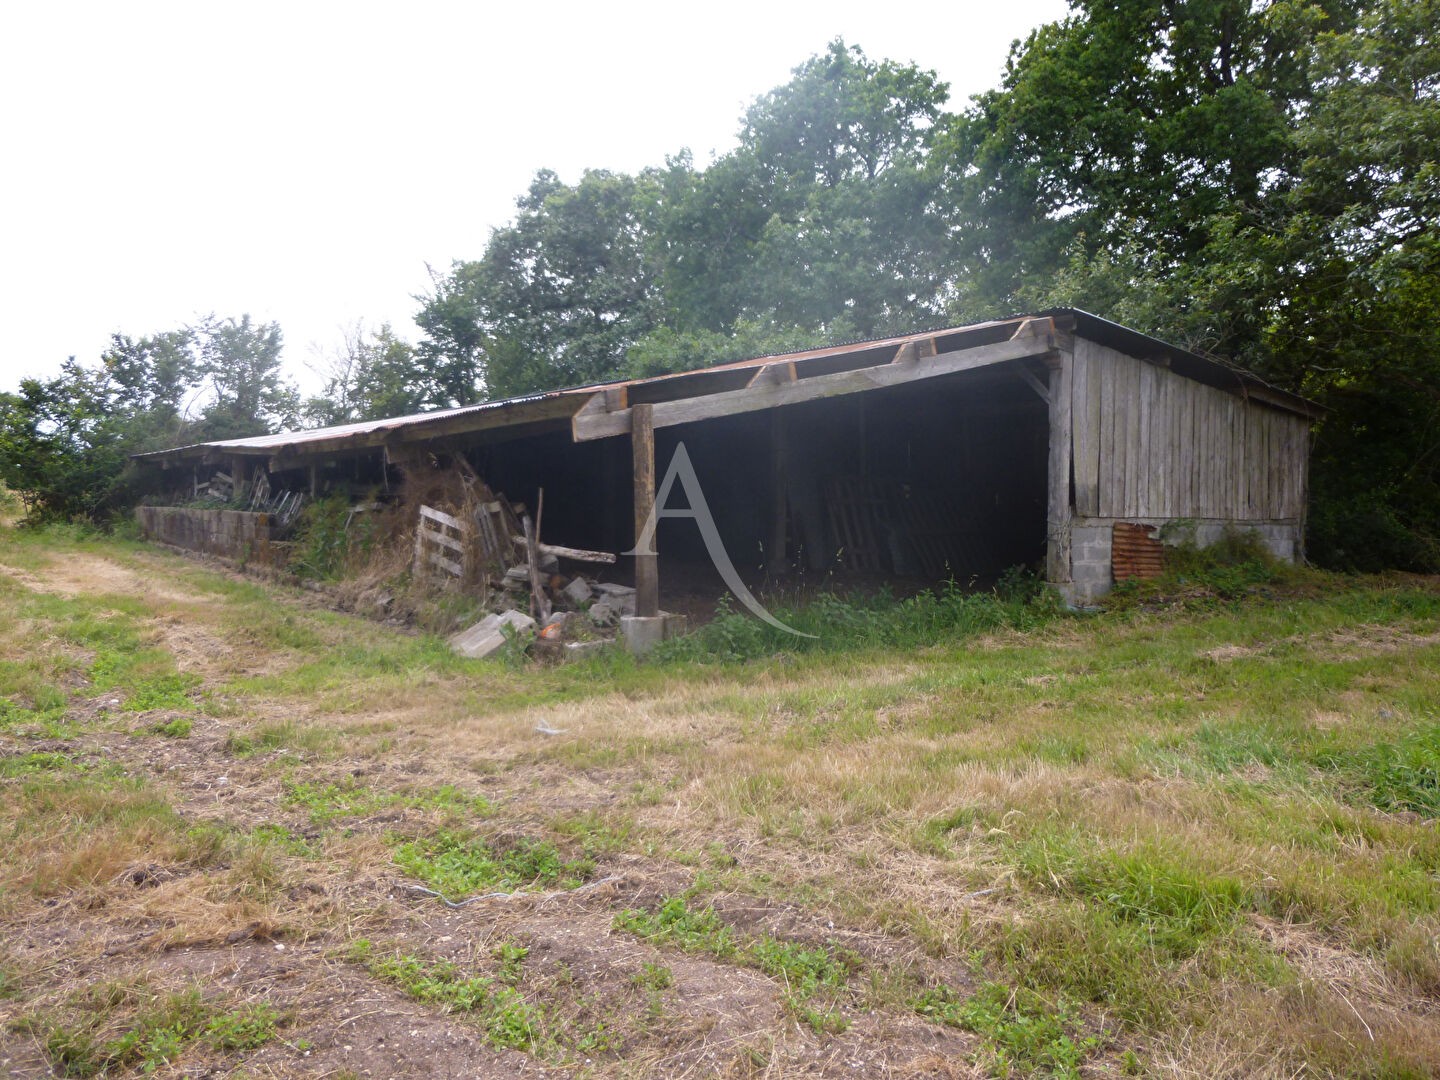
<box><xmin>1070</xmin><ymin>338</ymin><xmax>1309</xmax><ymax>523</ymax></box>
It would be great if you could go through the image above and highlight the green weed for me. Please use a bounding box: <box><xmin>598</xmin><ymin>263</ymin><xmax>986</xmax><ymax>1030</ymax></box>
<box><xmin>613</xmin><ymin>896</ymin><xmax>737</xmax><ymax>957</ymax></box>
<box><xmin>631</xmin><ymin>962</ymin><xmax>673</xmax><ymax>991</ymax></box>
<box><xmin>614</xmin><ymin>895</ymin><xmax>859</xmax><ymax>1033</ymax></box>
<box><xmin>36</xmin><ymin>988</ymin><xmax>279</xmax><ymax>1077</ymax></box>
<box><xmin>202</xmin><ymin>1003</ymin><xmax>281</xmax><ymax>1051</ymax></box>
<box><xmin>1326</xmin><ymin>723</ymin><xmax>1440</xmax><ymax>818</ymax></box>
<box><xmin>282</xmin><ymin>778</ymin><xmax>491</xmax><ymax>826</ymax></box>
<box><xmin>392</xmin><ymin>830</ymin><xmax>591</xmax><ymax>898</ymax></box>
<box><xmin>249</xmin><ymin>823</ymin><xmax>320</xmax><ymax>858</ymax></box>
<box><xmin>1015</xmin><ymin>834</ymin><xmax>1247</xmax><ymax>959</ymax></box>
<box><xmin>123</xmin><ymin>674</ymin><xmax>200</xmax><ymax>712</ymax></box>
<box><xmin>347</xmin><ymin>940</ymin><xmax>549</xmax><ymax>1054</ymax></box>
<box><xmin>494</xmin><ymin>941</ymin><xmax>529</xmax><ymax>985</ymax></box>
<box><xmin>226</xmin><ymin>720</ymin><xmax>341</xmax><ymax>757</ymax></box>
<box><xmin>914</xmin><ymin>981</ymin><xmax>1100</xmax><ymax>1078</ymax></box>
<box><xmin>651</xmin><ymin>578</ymin><xmax>1066</xmax><ymax>663</ymax></box>
<box><xmin>151</xmin><ymin>717</ymin><xmax>193</xmax><ymax>738</ymax></box>
<box><xmin>0</xmin><ymin>752</ymin><xmax>89</xmax><ymax>777</ymax></box>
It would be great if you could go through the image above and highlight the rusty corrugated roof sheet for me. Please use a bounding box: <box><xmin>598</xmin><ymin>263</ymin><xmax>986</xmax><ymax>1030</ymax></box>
<box><xmin>1113</xmin><ymin>522</ymin><xmax>1166</xmax><ymax>581</ymax></box>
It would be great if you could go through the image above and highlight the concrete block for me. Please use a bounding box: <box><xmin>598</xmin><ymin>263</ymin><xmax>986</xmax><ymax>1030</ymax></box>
<box><xmin>620</xmin><ymin>614</ymin><xmax>667</xmax><ymax>655</ymax></box>
<box><xmin>564</xmin><ymin>640</ymin><xmax>610</xmax><ymax>658</ymax></box>
<box><xmin>449</xmin><ymin>610</ymin><xmax>536</xmax><ymax>659</ymax></box>
<box><xmin>1070</xmin><ymin>558</ymin><xmax>1112</xmax><ymax>582</ymax></box>
<box><xmin>561</xmin><ymin>576</ymin><xmax>593</xmax><ymax>606</ymax></box>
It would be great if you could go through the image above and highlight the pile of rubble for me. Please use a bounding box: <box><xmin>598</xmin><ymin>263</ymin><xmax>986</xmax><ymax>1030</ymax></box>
<box><xmin>414</xmin><ymin>476</ymin><xmax>687</xmax><ymax>661</ymax></box>
<box><xmin>447</xmin><ymin>575</ymin><xmax>646</xmax><ymax>660</ymax></box>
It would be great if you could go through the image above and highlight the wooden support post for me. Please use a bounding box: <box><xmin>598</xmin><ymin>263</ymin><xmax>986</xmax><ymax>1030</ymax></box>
<box><xmin>309</xmin><ymin>464</ymin><xmax>318</xmax><ymax>498</ymax></box>
<box><xmin>1046</xmin><ymin>349</ymin><xmax>1074</xmax><ymax>585</ymax></box>
<box><xmin>632</xmin><ymin>402</ymin><xmax>659</xmax><ymax>617</ymax></box>
<box><xmin>230</xmin><ymin>456</ymin><xmax>249</xmax><ymax>500</ymax></box>
<box><xmin>768</xmin><ymin>409</ymin><xmax>788</xmax><ymax>575</ymax></box>
<box><xmin>523</xmin><ymin>513</ymin><xmax>551</xmax><ymax>623</ymax></box>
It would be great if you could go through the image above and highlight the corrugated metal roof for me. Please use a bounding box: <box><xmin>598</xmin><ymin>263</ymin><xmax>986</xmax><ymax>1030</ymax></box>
<box><xmin>133</xmin><ymin>390</ymin><xmax>566</xmax><ymax>459</ymax></box>
<box><xmin>133</xmin><ymin>310</ymin><xmax>1319</xmax><ymax>465</ymax></box>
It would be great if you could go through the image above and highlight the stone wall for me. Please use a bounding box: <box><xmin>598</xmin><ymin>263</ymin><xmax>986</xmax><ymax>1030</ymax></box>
<box><xmin>135</xmin><ymin>506</ymin><xmax>289</xmax><ymax>567</ymax></box>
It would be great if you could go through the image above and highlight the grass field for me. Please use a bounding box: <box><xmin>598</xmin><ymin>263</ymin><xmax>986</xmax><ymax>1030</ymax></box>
<box><xmin>0</xmin><ymin>525</ymin><xmax>1437</xmax><ymax>1078</ymax></box>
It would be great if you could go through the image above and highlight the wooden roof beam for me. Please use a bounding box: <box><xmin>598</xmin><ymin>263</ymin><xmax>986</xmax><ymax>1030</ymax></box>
<box><xmin>1012</xmin><ymin>362</ymin><xmax>1051</xmax><ymax>404</ymax></box>
<box><xmin>746</xmin><ymin>361</ymin><xmax>797</xmax><ymax>387</ymax></box>
<box><xmin>573</xmin><ymin>336</ymin><xmax>1058</xmax><ymax>442</ymax></box>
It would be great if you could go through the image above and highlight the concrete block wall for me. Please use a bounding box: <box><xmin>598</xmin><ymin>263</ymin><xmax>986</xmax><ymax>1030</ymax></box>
<box><xmin>1059</xmin><ymin>519</ymin><xmax>1302</xmax><ymax>606</ymax></box>
<box><xmin>1067</xmin><ymin>524</ymin><xmax>1114</xmax><ymax>605</ymax></box>
<box><xmin>1188</xmin><ymin>521</ymin><xmax>1297</xmax><ymax>563</ymax></box>
<box><xmin>136</xmin><ymin>506</ymin><xmax>289</xmax><ymax>567</ymax></box>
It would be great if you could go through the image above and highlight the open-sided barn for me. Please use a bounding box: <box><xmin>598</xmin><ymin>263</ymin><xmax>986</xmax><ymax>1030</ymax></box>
<box><xmin>133</xmin><ymin>309</ymin><xmax>1318</xmax><ymax>609</ymax></box>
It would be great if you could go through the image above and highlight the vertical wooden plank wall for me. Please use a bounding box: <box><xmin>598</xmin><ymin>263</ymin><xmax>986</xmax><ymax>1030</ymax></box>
<box><xmin>1070</xmin><ymin>342</ymin><xmax>1308</xmax><ymax>523</ymax></box>
<box><xmin>1071</xmin><ymin>337</ymin><xmax>1101</xmax><ymax>517</ymax></box>
<box><xmin>1046</xmin><ymin>353</ymin><xmax>1074</xmax><ymax>583</ymax></box>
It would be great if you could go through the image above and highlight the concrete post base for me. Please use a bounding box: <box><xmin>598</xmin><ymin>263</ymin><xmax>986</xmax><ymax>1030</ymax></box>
<box><xmin>620</xmin><ymin>612</ymin><xmax>688</xmax><ymax>655</ymax></box>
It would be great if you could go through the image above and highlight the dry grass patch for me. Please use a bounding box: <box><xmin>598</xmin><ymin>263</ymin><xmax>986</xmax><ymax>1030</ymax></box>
<box><xmin>3</xmin><ymin>527</ymin><xmax>1439</xmax><ymax>1077</ymax></box>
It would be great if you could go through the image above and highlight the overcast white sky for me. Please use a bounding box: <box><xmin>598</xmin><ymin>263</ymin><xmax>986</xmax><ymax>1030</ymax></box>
<box><xmin>0</xmin><ymin>0</ymin><xmax>1070</xmax><ymax>395</ymax></box>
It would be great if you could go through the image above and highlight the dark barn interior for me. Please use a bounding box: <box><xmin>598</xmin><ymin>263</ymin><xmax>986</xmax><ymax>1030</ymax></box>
<box><xmin>464</xmin><ymin>363</ymin><xmax>1050</xmax><ymax>591</ymax></box>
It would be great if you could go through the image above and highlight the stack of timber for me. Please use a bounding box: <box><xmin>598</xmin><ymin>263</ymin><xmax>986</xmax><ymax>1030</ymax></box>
<box><xmin>439</xmin><ymin>481</ymin><xmax>626</xmax><ymax>660</ymax></box>
<box><xmin>412</xmin><ymin>480</ymin><xmax>618</xmax><ymax>625</ymax></box>
<box><xmin>246</xmin><ymin>472</ymin><xmax>306</xmax><ymax>525</ymax></box>
<box><xmin>194</xmin><ymin>470</ymin><xmax>238</xmax><ymax>501</ymax></box>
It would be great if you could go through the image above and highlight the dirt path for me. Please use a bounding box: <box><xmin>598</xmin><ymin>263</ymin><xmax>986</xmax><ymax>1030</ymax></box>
<box><xmin>0</xmin><ymin>547</ymin><xmax>985</xmax><ymax>1079</ymax></box>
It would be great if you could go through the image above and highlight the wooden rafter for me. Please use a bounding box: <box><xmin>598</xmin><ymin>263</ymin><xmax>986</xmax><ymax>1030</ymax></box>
<box><xmin>573</xmin><ymin>336</ymin><xmax>1058</xmax><ymax>442</ymax></box>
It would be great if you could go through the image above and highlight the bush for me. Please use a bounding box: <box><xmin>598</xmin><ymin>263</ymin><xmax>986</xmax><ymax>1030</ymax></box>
<box><xmin>289</xmin><ymin>493</ymin><xmax>379</xmax><ymax>581</ymax></box>
<box><xmin>1108</xmin><ymin>525</ymin><xmax>1312</xmax><ymax>607</ymax></box>
<box><xmin>651</xmin><ymin>572</ymin><xmax>1067</xmax><ymax>664</ymax></box>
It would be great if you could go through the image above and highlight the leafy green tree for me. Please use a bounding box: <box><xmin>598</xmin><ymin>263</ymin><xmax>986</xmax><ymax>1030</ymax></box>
<box><xmin>417</xmin><ymin>41</ymin><xmax>955</xmax><ymax>394</ymax></box>
<box><xmin>0</xmin><ymin>356</ymin><xmax>166</xmax><ymax>522</ymax></box>
<box><xmin>305</xmin><ymin>322</ymin><xmax>431</xmax><ymax>425</ymax></box>
<box><xmin>192</xmin><ymin>315</ymin><xmax>299</xmax><ymax>439</ymax></box>
<box><xmin>946</xmin><ymin>0</ymin><xmax>1362</xmax><ymax>320</ymax></box>
<box><xmin>624</xmin><ymin>319</ymin><xmax>819</xmax><ymax>379</ymax></box>
<box><xmin>661</xmin><ymin>41</ymin><xmax>953</xmax><ymax>339</ymax></box>
<box><xmin>0</xmin><ymin>316</ymin><xmax>302</xmax><ymax>522</ymax></box>
<box><xmin>418</xmin><ymin>168</ymin><xmax>666</xmax><ymax>398</ymax></box>
<box><xmin>412</xmin><ymin>262</ymin><xmax>489</xmax><ymax>408</ymax></box>
<box><xmin>1256</xmin><ymin>0</ymin><xmax>1440</xmax><ymax>567</ymax></box>
<box><xmin>955</xmin><ymin>0</ymin><xmax>1438</xmax><ymax>568</ymax></box>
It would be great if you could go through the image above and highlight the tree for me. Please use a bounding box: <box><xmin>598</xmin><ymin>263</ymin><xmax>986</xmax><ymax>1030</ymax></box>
<box><xmin>949</xmin><ymin>0</ymin><xmax>1439</xmax><ymax>568</ymax></box>
<box><xmin>0</xmin><ymin>349</ymin><xmax>185</xmax><ymax>522</ymax></box>
<box><xmin>0</xmin><ymin>315</ymin><xmax>303</xmax><ymax>523</ymax></box>
<box><xmin>945</xmin><ymin>0</ymin><xmax>1362</xmax><ymax>322</ymax></box>
<box><xmin>416</xmin><ymin>41</ymin><xmax>956</xmax><ymax>393</ymax></box>
<box><xmin>660</xmin><ymin>41</ymin><xmax>953</xmax><ymax>341</ymax></box>
<box><xmin>192</xmin><ymin>315</ymin><xmax>299</xmax><ymax>440</ymax></box>
<box><xmin>417</xmin><ymin>168</ymin><xmax>667</xmax><ymax>398</ymax></box>
<box><xmin>305</xmin><ymin>322</ymin><xmax>430</xmax><ymax>425</ymax></box>
<box><xmin>412</xmin><ymin>263</ymin><xmax>488</xmax><ymax>409</ymax></box>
